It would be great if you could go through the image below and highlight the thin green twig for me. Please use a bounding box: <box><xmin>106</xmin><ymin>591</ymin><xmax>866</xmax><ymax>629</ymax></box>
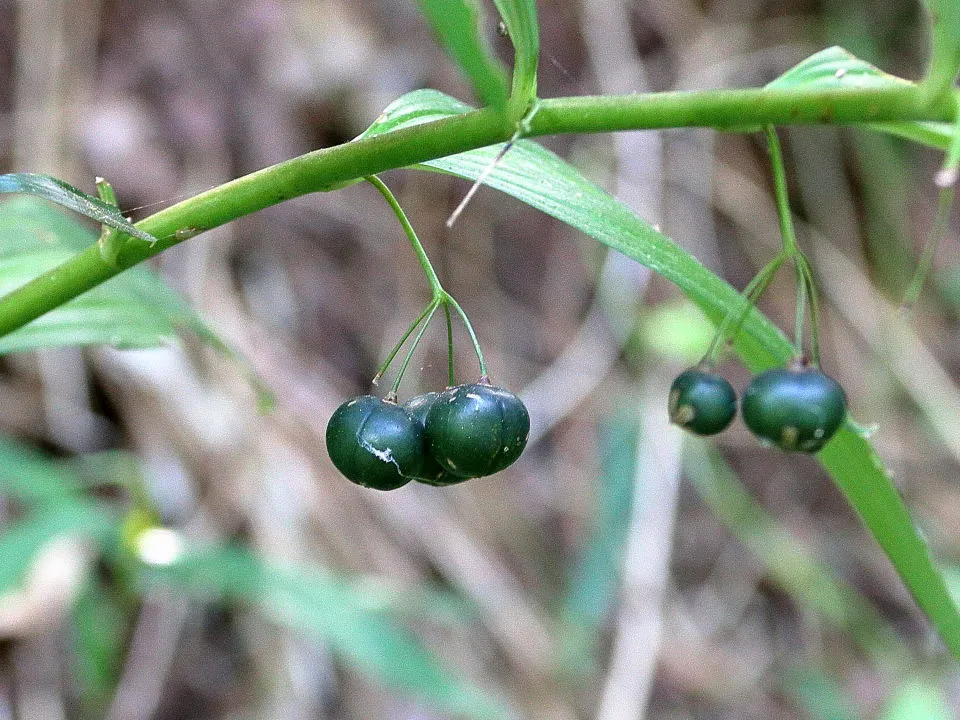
<box><xmin>389</xmin><ymin>302</ymin><xmax>440</xmax><ymax>398</ymax></box>
<box><xmin>366</xmin><ymin>175</ymin><xmax>444</xmax><ymax>296</ymax></box>
<box><xmin>373</xmin><ymin>302</ymin><xmax>436</xmax><ymax>386</ymax></box>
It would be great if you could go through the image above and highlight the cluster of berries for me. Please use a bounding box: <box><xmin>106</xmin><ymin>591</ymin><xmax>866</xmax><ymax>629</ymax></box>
<box><xmin>326</xmin><ymin>381</ymin><xmax>530</xmax><ymax>490</ymax></box>
<box><xmin>669</xmin><ymin>360</ymin><xmax>846</xmax><ymax>453</ymax></box>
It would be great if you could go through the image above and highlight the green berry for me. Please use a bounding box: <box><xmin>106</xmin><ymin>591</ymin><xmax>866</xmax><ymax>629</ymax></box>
<box><xmin>669</xmin><ymin>368</ymin><xmax>737</xmax><ymax>436</ymax></box>
<box><xmin>741</xmin><ymin>365</ymin><xmax>846</xmax><ymax>453</ymax></box>
<box><xmin>426</xmin><ymin>383</ymin><xmax>530</xmax><ymax>478</ymax></box>
<box><xmin>404</xmin><ymin>392</ymin><xmax>471</xmax><ymax>486</ymax></box>
<box><xmin>325</xmin><ymin>395</ymin><xmax>423</xmax><ymax>490</ymax></box>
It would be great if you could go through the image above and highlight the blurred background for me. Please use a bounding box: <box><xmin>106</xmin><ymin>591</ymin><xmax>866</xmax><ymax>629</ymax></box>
<box><xmin>0</xmin><ymin>0</ymin><xmax>958</xmax><ymax>718</ymax></box>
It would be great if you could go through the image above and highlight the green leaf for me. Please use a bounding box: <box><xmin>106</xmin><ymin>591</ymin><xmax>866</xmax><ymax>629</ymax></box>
<box><xmin>768</xmin><ymin>46</ymin><xmax>957</xmax><ymax>151</ymax></box>
<box><xmin>0</xmin><ymin>438</ymin><xmax>121</xmax><ymax>592</ymax></box>
<box><xmin>362</xmin><ymin>89</ymin><xmax>960</xmax><ymax>659</ymax></box>
<box><xmin>143</xmin><ymin>546</ymin><xmax>512</xmax><ymax>720</ymax></box>
<box><xmin>0</xmin><ymin>197</ymin><xmax>210</xmax><ymax>354</ymax></box>
<box><xmin>0</xmin><ymin>436</ymin><xmax>86</xmax><ymax>503</ymax></box>
<box><xmin>0</xmin><ymin>503</ymin><xmax>116</xmax><ymax>593</ymax></box>
<box><xmin>0</xmin><ymin>173</ymin><xmax>158</xmax><ymax>245</ymax></box>
<box><xmin>71</xmin><ymin>580</ymin><xmax>128</xmax><ymax>714</ymax></box>
<box><xmin>768</xmin><ymin>46</ymin><xmax>914</xmax><ymax>90</ymax></box>
<box><xmin>416</xmin><ymin>0</ymin><xmax>510</xmax><ymax>111</ymax></box>
<box><xmin>782</xmin><ymin>667</ymin><xmax>860</xmax><ymax>720</ymax></box>
<box><xmin>358</xmin><ymin>89</ymin><xmax>469</xmax><ymax>138</ymax></box>
<box><xmin>490</xmin><ymin>0</ymin><xmax>539</xmax><ymax>106</ymax></box>
<box><xmin>921</xmin><ymin>0</ymin><xmax>960</xmax><ymax>99</ymax></box>
<box><xmin>879</xmin><ymin>680</ymin><xmax>953</xmax><ymax>720</ymax></box>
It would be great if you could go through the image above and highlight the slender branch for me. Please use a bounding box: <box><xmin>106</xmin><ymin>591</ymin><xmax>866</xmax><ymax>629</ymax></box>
<box><xmin>444</xmin><ymin>293</ymin><xmax>487</xmax><ymax>378</ymax></box>
<box><xmin>444</xmin><ymin>303</ymin><xmax>455</xmax><ymax>387</ymax></box>
<box><xmin>389</xmin><ymin>302</ymin><xmax>440</xmax><ymax>398</ymax></box>
<box><xmin>0</xmin><ymin>84</ymin><xmax>955</xmax><ymax>339</ymax></box>
<box><xmin>373</xmin><ymin>302</ymin><xmax>436</xmax><ymax>386</ymax></box>
<box><xmin>365</xmin><ymin>175</ymin><xmax>444</xmax><ymax>295</ymax></box>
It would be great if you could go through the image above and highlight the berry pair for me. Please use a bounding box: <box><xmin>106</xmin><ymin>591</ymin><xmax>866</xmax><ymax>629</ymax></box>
<box><xmin>326</xmin><ymin>381</ymin><xmax>530</xmax><ymax>490</ymax></box>
<box><xmin>669</xmin><ymin>362</ymin><xmax>846</xmax><ymax>453</ymax></box>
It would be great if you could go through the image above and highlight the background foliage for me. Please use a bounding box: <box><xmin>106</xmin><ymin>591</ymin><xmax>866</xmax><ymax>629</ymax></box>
<box><xmin>0</xmin><ymin>1</ymin><xmax>957</xmax><ymax>719</ymax></box>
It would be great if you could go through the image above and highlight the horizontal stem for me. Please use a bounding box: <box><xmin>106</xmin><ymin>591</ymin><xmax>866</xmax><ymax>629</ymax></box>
<box><xmin>0</xmin><ymin>84</ymin><xmax>955</xmax><ymax>337</ymax></box>
<box><xmin>531</xmin><ymin>85</ymin><xmax>955</xmax><ymax>134</ymax></box>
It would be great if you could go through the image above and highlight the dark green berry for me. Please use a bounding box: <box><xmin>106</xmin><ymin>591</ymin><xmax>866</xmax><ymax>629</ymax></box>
<box><xmin>425</xmin><ymin>383</ymin><xmax>530</xmax><ymax>478</ymax></box>
<box><xmin>741</xmin><ymin>365</ymin><xmax>846</xmax><ymax>453</ymax></box>
<box><xmin>404</xmin><ymin>392</ymin><xmax>471</xmax><ymax>486</ymax></box>
<box><xmin>325</xmin><ymin>395</ymin><xmax>423</xmax><ymax>490</ymax></box>
<box><xmin>669</xmin><ymin>368</ymin><xmax>737</xmax><ymax>436</ymax></box>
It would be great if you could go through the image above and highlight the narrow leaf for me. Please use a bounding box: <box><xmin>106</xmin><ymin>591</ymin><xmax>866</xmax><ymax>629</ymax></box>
<box><xmin>0</xmin><ymin>504</ymin><xmax>116</xmax><ymax>592</ymax></box>
<box><xmin>922</xmin><ymin>0</ymin><xmax>960</xmax><ymax>99</ymax></box>
<box><xmin>143</xmin><ymin>546</ymin><xmax>512</xmax><ymax>720</ymax></box>
<box><xmin>767</xmin><ymin>46</ymin><xmax>914</xmax><ymax>90</ymax></box>
<box><xmin>0</xmin><ymin>197</ymin><xmax>211</xmax><ymax>354</ymax></box>
<box><xmin>768</xmin><ymin>46</ymin><xmax>957</xmax><ymax>151</ymax></box>
<box><xmin>416</xmin><ymin>0</ymin><xmax>509</xmax><ymax>110</ymax></box>
<box><xmin>362</xmin><ymin>89</ymin><xmax>960</xmax><ymax>659</ymax></box>
<box><xmin>71</xmin><ymin>580</ymin><xmax>128</xmax><ymax>714</ymax></box>
<box><xmin>490</xmin><ymin>0</ymin><xmax>539</xmax><ymax>105</ymax></box>
<box><xmin>0</xmin><ymin>173</ymin><xmax>158</xmax><ymax>245</ymax></box>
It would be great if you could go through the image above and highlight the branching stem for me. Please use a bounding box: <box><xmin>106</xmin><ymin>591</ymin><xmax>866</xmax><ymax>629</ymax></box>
<box><xmin>0</xmin><ymin>85</ymin><xmax>953</xmax><ymax>340</ymax></box>
<box><xmin>366</xmin><ymin>175</ymin><xmax>487</xmax><ymax>391</ymax></box>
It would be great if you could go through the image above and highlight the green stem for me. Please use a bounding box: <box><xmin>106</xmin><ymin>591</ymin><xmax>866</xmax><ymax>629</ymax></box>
<box><xmin>445</xmin><ymin>293</ymin><xmax>487</xmax><ymax>378</ymax></box>
<box><xmin>765</xmin><ymin>125</ymin><xmax>822</xmax><ymax>361</ymax></box>
<box><xmin>444</xmin><ymin>302</ymin><xmax>455</xmax><ymax>386</ymax></box>
<box><xmin>373</xmin><ymin>302</ymin><xmax>436</xmax><ymax>385</ymax></box>
<box><xmin>703</xmin><ymin>252</ymin><xmax>786</xmax><ymax>365</ymax></box>
<box><xmin>365</xmin><ymin>175</ymin><xmax>444</xmax><ymax>296</ymax></box>
<box><xmin>0</xmin><ymin>85</ymin><xmax>954</xmax><ymax>338</ymax></box>
<box><xmin>793</xmin><ymin>261</ymin><xmax>807</xmax><ymax>355</ymax></box>
<box><xmin>796</xmin><ymin>253</ymin><xmax>822</xmax><ymax>365</ymax></box>
<box><xmin>765</xmin><ymin>127</ymin><xmax>799</xmax><ymax>257</ymax></box>
<box><xmin>389</xmin><ymin>302</ymin><xmax>439</xmax><ymax>398</ymax></box>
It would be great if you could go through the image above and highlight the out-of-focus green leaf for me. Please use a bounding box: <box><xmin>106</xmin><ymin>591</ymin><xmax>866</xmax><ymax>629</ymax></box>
<box><xmin>0</xmin><ymin>173</ymin><xmax>157</xmax><ymax>245</ymax></box>
<box><xmin>416</xmin><ymin>0</ymin><xmax>509</xmax><ymax>110</ymax></box>
<box><xmin>71</xmin><ymin>580</ymin><xmax>128</xmax><ymax>714</ymax></box>
<box><xmin>782</xmin><ymin>667</ymin><xmax>861</xmax><ymax>720</ymax></box>
<box><xmin>142</xmin><ymin>545</ymin><xmax>512</xmax><ymax>720</ymax></box>
<box><xmin>558</xmin><ymin>415</ymin><xmax>637</xmax><ymax>678</ymax></box>
<box><xmin>362</xmin><ymin>89</ymin><xmax>960</xmax><ymax>660</ymax></box>
<box><xmin>879</xmin><ymin>680</ymin><xmax>953</xmax><ymax>720</ymax></box>
<box><xmin>0</xmin><ymin>437</ymin><xmax>85</xmax><ymax>503</ymax></box>
<box><xmin>0</xmin><ymin>504</ymin><xmax>117</xmax><ymax>592</ymax></box>
<box><xmin>0</xmin><ymin>197</ymin><xmax>211</xmax><ymax>354</ymax></box>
